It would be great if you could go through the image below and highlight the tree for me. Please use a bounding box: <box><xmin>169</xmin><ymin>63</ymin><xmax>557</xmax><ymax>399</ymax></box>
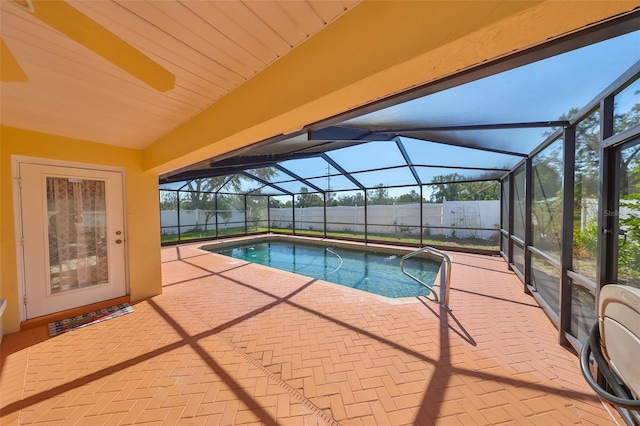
<box><xmin>326</xmin><ymin>191</ymin><xmax>337</xmax><ymax>206</ymax></box>
<box><xmin>269</xmin><ymin>198</ymin><xmax>284</xmax><ymax>208</ymax></box>
<box><xmin>181</xmin><ymin>168</ymin><xmax>277</xmax><ymax>231</ymax></box>
<box><xmin>396</xmin><ymin>190</ymin><xmax>424</xmax><ymax>204</ymax></box>
<box><xmin>619</xmin><ymin>148</ymin><xmax>640</xmax><ymax>287</ymax></box>
<box><xmin>368</xmin><ymin>184</ymin><xmax>392</xmax><ymax>205</ymax></box>
<box><xmin>561</xmin><ymin>98</ymin><xmax>640</xmax><ymax>204</ymax></box>
<box><xmin>247</xmin><ymin>195</ymin><xmax>268</xmax><ymax>230</ymax></box>
<box><xmin>563</xmin><ymin>96</ymin><xmax>640</xmax><ymax>206</ymax></box>
<box><xmin>615</xmin><ymin>99</ymin><xmax>640</xmax><ymax>136</ymax></box>
<box><xmin>296</xmin><ymin>187</ymin><xmax>323</xmax><ymax>208</ymax></box>
<box><xmin>159</xmin><ymin>190</ymin><xmax>178</xmax><ymax>210</ymax></box>
<box><xmin>335</xmin><ymin>192</ymin><xmax>365</xmax><ymax>206</ymax></box>
<box><xmin>429</xmin><ymin>174</ymin><xmax>499</xmax><ymax>202</ymax></box>
<box><xmin>556</xmin><ymin>97</ymin><xmax>640</xmax><ymax>280</ymax></box>
<box><xmin>531</xmin><ymin>145</ymin><xmax>563</xmax><ymax>252</ymax></box>
<box><xmin>182</xmin><ymin>177</ymin><xmax>228</xmax><ymax>230</ymax></box>
<box><xmin>430</xmin><ymin>174</ymin><xmax>464</xmax><ymax>202</ymax></box>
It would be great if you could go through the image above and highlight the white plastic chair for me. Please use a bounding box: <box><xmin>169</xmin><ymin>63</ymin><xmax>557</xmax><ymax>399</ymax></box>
<box><xmin>580</xmin><ymin>284</ymin><xmax>640</xmax><ymax>424</ymax></box>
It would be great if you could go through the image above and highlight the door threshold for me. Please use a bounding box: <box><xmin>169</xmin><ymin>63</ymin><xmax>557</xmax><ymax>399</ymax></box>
<box><xmin>20</xmin><ymin>296</ymin><xmax>130</xmax><ymax>331</ymax></box>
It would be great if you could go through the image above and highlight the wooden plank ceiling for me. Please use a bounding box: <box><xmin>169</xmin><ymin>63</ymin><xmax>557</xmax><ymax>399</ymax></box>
<box><xmin>0</xmin><ymin>0</ymin><xmax>360</xmax><ymax>149</ymax></box>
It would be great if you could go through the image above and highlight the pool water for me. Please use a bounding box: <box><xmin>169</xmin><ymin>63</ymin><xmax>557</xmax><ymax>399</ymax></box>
<box><xmin>205</xmin><ymin>241</ymin><xmax>441</xmax><ymax>298</ymax></box>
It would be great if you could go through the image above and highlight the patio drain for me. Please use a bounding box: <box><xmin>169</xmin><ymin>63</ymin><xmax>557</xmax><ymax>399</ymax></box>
<box><xmin>222</xmin><ymin>335</ymin><xmax>340</xmax><ymax>426</ymax></box>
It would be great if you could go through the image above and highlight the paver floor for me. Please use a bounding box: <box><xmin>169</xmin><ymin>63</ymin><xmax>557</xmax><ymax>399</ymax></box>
<box><xmin>0</xmin><ymin>239</ymin><xmax>619</xmax><ymax>425</ymax></box>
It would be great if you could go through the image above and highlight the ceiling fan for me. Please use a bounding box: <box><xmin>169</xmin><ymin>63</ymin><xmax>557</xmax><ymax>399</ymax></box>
<box><xmin>1</xmin><ymin>0</ymin><xmax>175</xmax><ymax>92</ymax></box>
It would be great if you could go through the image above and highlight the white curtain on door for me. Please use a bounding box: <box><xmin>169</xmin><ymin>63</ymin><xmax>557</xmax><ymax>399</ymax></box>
<box><xmin>47</xmin><ymin>177</ymin><xmax>108</xmax><ymax>292</ymax></box>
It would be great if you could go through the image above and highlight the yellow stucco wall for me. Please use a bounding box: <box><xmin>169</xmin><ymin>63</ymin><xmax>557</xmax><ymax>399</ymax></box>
<box><xmin>0</xmin><ymin>133</ymin><xmax>4</xmax><ymax>342</ymax></box>
<box><xmin>143</xmin><ymin>0</ymin><xmax>640</xmax><ymax>175</ymax></box>
<box><xmin>0</xmin><ymin>126</ymin><xmax>161</xmax><ymax>334</ymax></box>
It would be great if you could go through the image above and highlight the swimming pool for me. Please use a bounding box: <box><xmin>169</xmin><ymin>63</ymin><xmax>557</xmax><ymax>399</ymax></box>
<box><xmin>204</xmin><ymin>240</ymin><xmax>441</xmax><ymax>298</ymax></box>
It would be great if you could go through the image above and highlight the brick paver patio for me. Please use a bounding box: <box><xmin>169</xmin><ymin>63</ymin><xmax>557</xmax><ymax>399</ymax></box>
<box><xmin>0</xmin><ymin>239</ymin><xmax>618</xmax><ymax>424</ymax></box>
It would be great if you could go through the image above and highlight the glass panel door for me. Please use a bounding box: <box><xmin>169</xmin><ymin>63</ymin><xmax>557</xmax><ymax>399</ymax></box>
<box><xmin>617</xmin><ymin>139</ymin><xmax>640</xmax><ymax>289</ymax></box>
<box><xmin>47</xmin><ymin>177</ymin><xmax>109</xmax><ymax>293</ymax></box>
<box><xmin>19</xmin><ymin>163</ymin><xmax>126</xmax><ymax>319</ymax></box>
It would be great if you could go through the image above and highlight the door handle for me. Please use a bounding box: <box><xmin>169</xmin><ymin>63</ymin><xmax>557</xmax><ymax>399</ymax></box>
<box><xmin>619</xmin><ymin>229</ymin><xmax>627</xmax><ymax>247</ymax></box>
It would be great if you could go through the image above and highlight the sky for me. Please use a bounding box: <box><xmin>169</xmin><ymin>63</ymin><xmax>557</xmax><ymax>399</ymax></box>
<box><xmin>162</xmin><ymin>30</ymin><xmax>640</xmax><ymax>199</ymax></box>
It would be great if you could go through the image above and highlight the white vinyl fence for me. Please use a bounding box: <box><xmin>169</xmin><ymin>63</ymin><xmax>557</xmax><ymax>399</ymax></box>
<box><xmin>161</xmin><ymin>200</ymin><xmax>501</xmax><ymax>239</ymax></box>
<box><xmin>160</xmin><ymin>208</ymin><xmax>247</xmax><ymax>235</ymax></box>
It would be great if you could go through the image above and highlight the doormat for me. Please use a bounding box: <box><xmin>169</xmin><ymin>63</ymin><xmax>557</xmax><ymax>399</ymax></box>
<box><xmin>48</xmin><ymin>303</ymin><xmax>134</xmax><ymax>337</ymax></box>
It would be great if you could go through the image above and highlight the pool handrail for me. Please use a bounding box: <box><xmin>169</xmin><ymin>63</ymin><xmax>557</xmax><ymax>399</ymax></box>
<box><xmin>400</xmin><ymin>246</ymin><xmax>452</xmax><ymax>311</ymax></box>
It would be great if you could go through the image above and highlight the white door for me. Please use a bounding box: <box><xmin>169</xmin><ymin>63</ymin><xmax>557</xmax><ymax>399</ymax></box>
<box><xmin>18</xmin><ymin>163</ymin><xmax>127</xmax><ymax>319</ymax></box>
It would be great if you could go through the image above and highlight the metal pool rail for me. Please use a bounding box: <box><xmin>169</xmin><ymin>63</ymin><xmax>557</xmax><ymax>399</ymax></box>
<box><xmin>400</xmin><ymin>246</ymin><xmax>452</xmax><ymax>311</ymax></box>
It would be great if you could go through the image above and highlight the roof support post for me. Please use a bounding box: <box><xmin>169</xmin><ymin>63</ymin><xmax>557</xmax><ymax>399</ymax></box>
<box><xmin>420</xmin><ymin>185</ymin><xmax>424</xmax><ymax>246</ymax></box>
<box><xmin>596</xmin><ymin>95</ymin><xmax>617</xmax><ymax>296</ymax></box>
<box><xmin>244</xmin><ymin>194</ymin><xmax>248</xmax><ymax>235</ymax></box>
<box><xmin>292</xmin><ymin>195</ymin><xmax>296</xmax><ymax>235</ymax></box>
<box><xmin>595</xmin><ymin>94</ymin><xmax>617</xmax><ymax>391</ymax></box>
<box><xmin>323</xmin><ymin>192</ymin><xmax>328</xmax><ymax>238</ymax></box>
<box><xmin>508</xmin><ymin>172</ymin><xmax>515</xmax><ymax>266</ymax></box>
<box><xmin>559</xmin><ymin>125</ymin><xmax>576</xmax><ymax>346</ymax></box>
<box><xmin>524</xmin><ymin>157</ymin><xmax>533</xmax><ymax>293</ymax></box>
<box><xmin>364</xmin><ymin>189</ymin><xmax>368</xmax><ymax>243</ymax></box>
<box><xmin>214</xmin><ymin>192</ymin><xmax>219</xmax><ymax>238</ymax></box>
<box><xmin>177</xmin><ymin>189</ymin><xmax>182</xmax><ymax>244</ymax></box>
<box><xmin>267</xmin><ymin>196</ymin><xmax>271</xmax><ymax>233</ymax></box>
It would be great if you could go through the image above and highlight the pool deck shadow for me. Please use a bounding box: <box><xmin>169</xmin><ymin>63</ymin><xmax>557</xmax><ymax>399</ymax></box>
<box><xmin>0</xmin><ymin>239</ymin><xmax>620</xmax><ymax>425</ymax></box>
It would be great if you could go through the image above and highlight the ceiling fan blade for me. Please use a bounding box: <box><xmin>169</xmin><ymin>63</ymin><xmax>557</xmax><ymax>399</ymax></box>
<box><xmin>22</xmin><ymin>0</ymin><xmax>175</xmax><ymax>92</ymax></box>
<box><xmin>1</xmin><ymin>37</ymin><xmax>29</xmax><ymax>82</ymax></box>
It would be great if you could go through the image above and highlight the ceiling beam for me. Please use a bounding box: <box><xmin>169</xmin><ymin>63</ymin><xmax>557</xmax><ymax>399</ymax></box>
<box><xmin>239</xmin><ymin>171</ymin><xmax>292</xmax><ymax>196</ymax></box>
<box><xmin>320</xmin><ymin>153</ymin><xmax>366</xmax><ymax>191</ymax></box>
<box><xmin>208</xmin><ymin>152</ymin><xmax>321</xmax><ymax>169</ymax></box>
<box><xmin>397</xmin><ymin>134</ymin><xmax>528</xmax><ymax>158</ymax></box>
<box><xmin>395</xmin><ymin>138</ymin><xmax>422</xmax><ymax>186</ymax></box>
<box><xmin>306</xmin><ymin>125</ymin><xmax>530</xmax><ymax>157</ymax></box>
<box><xmin>369</xmin><ymin>121</ymin><xmax>569</xmax><ymax>133</ymax></box>
<box><xmin>307</xmin><ymin>126</ymin><xmax>388</xmax><ymax>141</ymax></box>
<box><xmin>273</xmin><ymin>164</ymin><xmax>325</xmax><ymax>194</ymax></box>
<box><xmin>159</xmin><ymin>169</ymin><xmax>233</xmax><ymax>183</ymax></box>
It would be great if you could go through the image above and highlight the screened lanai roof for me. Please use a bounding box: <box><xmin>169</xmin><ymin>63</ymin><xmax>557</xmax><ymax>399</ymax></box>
<box><xmin>160</xmin><ymin>25</ymin><xmax>640</xmax><ymax>195</ymax></box>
